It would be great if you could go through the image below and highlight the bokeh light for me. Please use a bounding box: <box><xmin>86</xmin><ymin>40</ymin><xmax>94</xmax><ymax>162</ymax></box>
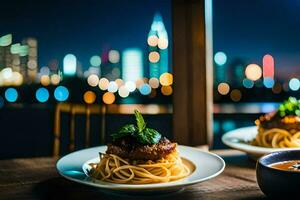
<box><xmin>12</xmin><ymin>72</ymin><xmax>23</xmax><ymax>86</ymax></box>
<box><xmin>27</xmin><ymin>38</ymin><xmax>37</xmax><ymax>47</ymax></box>
<box><xmin>98</xmin><ymin>78</ymin><xmax>109</xmax><ymax>90</ymax></box>
<box><xmin>10</xmin><ymin>43</ymin><xmax>20</xmax><ymax>54</ymax></box>
<box><xmin>90</xmin><ymin>55</ymin><xmax>101</xmax><ymax>67</ymax></box>
<box><xmin>217</xmin><ymin>82</ymin><xmax>230</xmax><ymax>95</ymax></box>
<box><xmin>245</xmin><ymin>64</ymin><xmax>262</xmax><ymax>81</ymax></box>
<box><xmin>136</xmin><ymin>78</ymin><xmax>144</xmax><ymax>89</ymax></box>
<box><xmin>83</xmin><ymin>91</ymin><xmax>96</xmax><ymax>104</ymax></box>
<box><xmin>230</xmin><ymin>89</ymin><xmax>242</xmax><ymax>102</ymax></box>
<box><xmin>115</xmin><ymin>78</ymin><xmax>124</xmax><ymax>87</ymax></box>
<box><xmin>125</xmin><ymin>81</ymin><xmax>136</xmax><ymax>92</ymax></box>
<box><xmin>108</xmin><ymin>81</ymin><xmax>118</xmax><ymax>93</ymax></box>
<box><xmin>87</xmin><ymin>74</ymin><xmax>99</xmax><ymax>87</ymax></box>
<box><xmin>161</xmin><ymin>86</ymin><xmax>173</xmax><ymax>96</ymax></box>
<box><xmin>289</xmin><ymin>78</ymin><xmax>300</xmax><ymax>91</ymax></box>
<box><xmin>122</xmin><ymin>48</ymin><xmax>143</xmax><ymax>82</ymax></box>
<box><xmin>118</xmin><ymin>85</ymin><xmax>129</xmax><ymax>98</ymax></box>
<box><xmin>139</xmin><ymin>84</ymin><xmax>152</xmax><ymax>95</ymax></box>
<box><xmin>102</xmin><ymin>92</ymin><xmax>115</xmax><ymax>104</ymax></box>
<box><xmin>63</xmin><ymin>54</ymin><xmax>77</xmax><ymax>76</ymax></box>
<box><xmin>149</xmin><ymin>51</ymin><xmax>160</xmax><ymax>63</ymax></box>
<box><xmin>159</xmin><ymin>73</ymin><xmax>173</xmax><ymax>86</ymax></box>
<box><xmin>108</xmin><ymin>50</ymin><xmax>120</xmax><ymax>63</ymax></box>
<box><xmin>214</xmin><ymin>51</ymin><xmax>227</xmax><ymax>65</ymax></box>
<box><xmin>0</xmin><ymin>34</ymin><xmax>12</xmax><ymax>47</ymax></box>
<box><xmin>5</xmin><ymin>88</ymin><xmax>18</xmax><ymax>102</ymax></box>
<box><xmin>242</xmin><ymin>79</ymin><xmax>254</xmax><ymax>89</ymax></box>
<box><xmin>40</xmin><ymin>75</ymin><xmax>50</xmax><ymax>86</ymax></box>
<box><xmin>54</xmin><ymin>86</ymin><xmax>69</xmax><ymax>102</ymax></box>
<box><xmin>40</xmin><ymin>66</ymin><xmax>50</xmax><ymax>75</ymax></box>
<box><xmin>50</xmin><ymin>74</ymin><xmax>60</xmax><ymax>85</ymax></box>
<box><xmin>263</xmin><ymin>54</ymin><xmax>274</xmax><ymax>78</ymax></box>
<box><xmin>27</xmin><ymin>60</ymin><xmax>37</xmax><ymax>70</ymax></box>
<box><xmin>157</xmin><ymin>38</ymin><xmax>168</xmax><ymax>49</ymax></box>
<box><xmin>147</xmin><ymin>35</ymin><xmax>159</xmax><ymax>47</ymax></box>
<box><xmin>36</xmin><ymin>88</ymin><xmax>49</xmax><ymax>103</ymax></box>
<box><xmin>2</xmin><ymin>68</ymin><xmax>12</xmax><ymax>79</ymax></box>
<box><xmin>149</xmin><ymin>77</ymin><xmax>160</xmax><ymax>88</ymax></box>
<box><xmin>263</xmin><ymin>77</ymin><xmax>275</xmax><ymax>88</ymax></box>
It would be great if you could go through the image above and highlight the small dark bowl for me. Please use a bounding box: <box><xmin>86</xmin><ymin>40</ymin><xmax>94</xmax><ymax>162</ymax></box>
<box><xmin>256</xmin><ymin>150</ymin><xmax>300</xmax><ymax>197</ymax></box>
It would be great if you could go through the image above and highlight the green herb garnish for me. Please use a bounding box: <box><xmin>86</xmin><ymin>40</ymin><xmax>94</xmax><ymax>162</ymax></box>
<box><xmin>111</xmin><ymin>109</ymin><xmax>162</xmax><ymax>144</ymax></box>
<box><xmin>278</xmin><ymin>97</ymin><xmax>300</xmax><ymax>117</ymax></box>
<box><xmin>135</xmin><ymin>109</ymin><xmax>146</xmax><ymax>132</ymax></box>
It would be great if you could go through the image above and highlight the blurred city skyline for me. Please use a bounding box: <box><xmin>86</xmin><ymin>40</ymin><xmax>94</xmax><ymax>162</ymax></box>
<box><xmin>214</xmin><ymin>0</ymin><xmax>300</xmax><ymax>78</ymax></box>
<box><xmin>0</xmin><ymin>0</ymin><xmax>172</xmax><ymax>70</ymax></box>
<box><xmin>0</xmin><ymin>0</ymin><xmax>299</xmax><ymax>105</ymax></box>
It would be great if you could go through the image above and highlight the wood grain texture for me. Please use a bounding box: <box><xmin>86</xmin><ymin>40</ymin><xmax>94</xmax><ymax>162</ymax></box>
<box><xmin>0</xmin><ymin>152</ymin><xmax>265</xmax><ymax>200</ymax></box>
<box><xmin>172</xmin><ymin>0</ymin><xmax>213</xmax><ymax>146</ymax></box>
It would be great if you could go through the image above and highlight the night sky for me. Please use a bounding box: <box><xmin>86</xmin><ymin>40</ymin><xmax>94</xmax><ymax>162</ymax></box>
<box><xmin>0</xmin><ymin>0</ymin><xmax>171</xmax><ymax>70</ymax></box>
<box><xmin>214</xmin><ymin>0</ymin><xmax>300</xmax><ymax>78</ymax></box>
<box><xmin>0</xmin><ymin>0</ymin><xmax>299</xmax><ymax>78</ymax></box>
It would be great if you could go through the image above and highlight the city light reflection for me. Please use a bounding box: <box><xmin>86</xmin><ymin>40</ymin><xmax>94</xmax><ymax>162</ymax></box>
<box><xmin>5</xmin><ymin>88</ymin><xmax>18</xmax><ymax>102</ymax></box>
<box><xmin>83</xmin><ymin>91</ymin><xmax>96</xmax><ymax>104</ymax></box>
<box><xmin>245</xmin><ymin>64</ymin><xmax>262</xmax><ymax>81</ymax></box>
<box><xmin>36</xmin><ymin>88</ymin><xmax>49</xmax><ymax>103</ymax></box>
<box><xmin>54</xmin><ymin>86</ymin><xmax>69</xmax><ymax>102</ymax></box>
<box><xmin>102</xmin><ymin>92</ymin><xmax>115</xmax><ymax>104</ymax></box>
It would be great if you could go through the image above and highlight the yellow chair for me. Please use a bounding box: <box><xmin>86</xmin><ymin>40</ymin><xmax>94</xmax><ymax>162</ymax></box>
<box><xmin>53</xmin><ymin>103</ymin><xmax>106</xmax><ymax>156</ymax></box>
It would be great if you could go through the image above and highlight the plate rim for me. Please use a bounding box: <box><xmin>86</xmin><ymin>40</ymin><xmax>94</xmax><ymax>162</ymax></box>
<box><xmin>56</xmin><ymin>145</ymin><xmax>225</xmax><ymax>190</ymax></box>
<box><xmin>222</xmin><ymin>126</ymin><xmax>300</xmax><ymax>155</ymax></box>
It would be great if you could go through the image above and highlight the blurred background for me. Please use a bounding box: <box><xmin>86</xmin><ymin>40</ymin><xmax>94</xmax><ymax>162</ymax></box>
<box><xmin>0</xmin><ymin>0</ymin><xmax>299</xmax><ymax>158</ymax></box>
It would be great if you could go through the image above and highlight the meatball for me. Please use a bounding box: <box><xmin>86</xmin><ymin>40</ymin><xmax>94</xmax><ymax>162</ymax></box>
<box><xmin>257</xmin><ymin>111</ymin><xmax>300</xmax><ymax>131</ymax></box>
<box><xmin>106</xmin><ymin>137</ymin><xmax>177</xmax><ymax>161</ymax></box>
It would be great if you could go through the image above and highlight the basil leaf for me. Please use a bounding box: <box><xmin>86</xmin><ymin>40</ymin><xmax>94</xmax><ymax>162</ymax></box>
<box><xmin>134</xmin><ymin>109</ymin><xmax>146</xmax><ymax>132</ymax></box>
<box><xmin>111</xmin><ymin>124</ymin><xmax>137</xmax><ymax>141</ymax></box>
<box><xmin>137</xmin><ymin>128</ymin><xmax>161</xmax><ymax>144</ymax></box>
<box><xmin>278</xmin><ymin>97</ymin><xmax>300</xmax><ymax>117</ymax></box>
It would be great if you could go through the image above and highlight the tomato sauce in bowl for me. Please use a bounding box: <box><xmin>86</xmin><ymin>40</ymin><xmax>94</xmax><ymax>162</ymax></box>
<box><xmin>269</xmin><ymin>160</ymin><xmax>300</xmax><ymax>171</ymax></box>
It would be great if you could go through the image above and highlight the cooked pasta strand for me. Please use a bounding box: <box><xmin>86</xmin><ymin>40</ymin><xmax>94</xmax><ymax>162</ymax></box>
<box><xmin>251</xmin><ymin>127</ymin><xmax>300</xmax><ymax>148</ymax></box>
<box><xmin>88</xmin><ymin>151</ymin><xmax>190</xmax><ymax>184</ymax></box>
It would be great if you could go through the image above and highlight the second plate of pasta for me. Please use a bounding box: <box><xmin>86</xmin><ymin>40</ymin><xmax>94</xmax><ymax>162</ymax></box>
<box><xmin>222</xmin><ymin>126</ymin><xmax>300</xmax><ymax>158</ymax></box>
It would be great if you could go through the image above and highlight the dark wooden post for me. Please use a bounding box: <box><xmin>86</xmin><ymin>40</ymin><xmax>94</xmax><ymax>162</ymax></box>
<box><xmin>172</xmin><ymin>0</ymin><xmax>213</xmax><ymax>146</ymax></box>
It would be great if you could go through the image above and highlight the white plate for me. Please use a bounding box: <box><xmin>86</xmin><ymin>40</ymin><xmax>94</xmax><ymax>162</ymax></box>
<box><xmin>56</xmin><ymin>145</ymin><xmax>225</xmax><ymax>192</ymax></box>
<box><xmin>222</xmin><ymin>126</ymin><xmax>300</xmax><ymax>157</ymax></box>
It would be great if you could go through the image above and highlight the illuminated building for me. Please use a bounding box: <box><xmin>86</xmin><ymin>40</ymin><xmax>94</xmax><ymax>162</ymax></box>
<box><xmin>22</xmin><ymin>37</ymin><xmax>38</xmax><ymax>82</ymax></box>
<box><xmin>262</xmin><ymin>54</ymin><xmax>275</xmax><ymax>88</ymax></box>
<box><xmin>213</xmin><ymin>51</ymin><xmax>228</xmax><ymax>84</ymax></box>
<box><xmin>63</xmin><ymin>54</ymin><xmax>77</xmax><ymax>76</ymax></box>
<box><xmin>148</xmin><ymin>13</ymin><xmax>169</xmax><ymax>78</ymax></box>
<box><xmin>122</xmin><ymin>48</ymin><xmax>143</xmax><ymax>82</ymax></box>
<box><xmin>0</xmin><ymin>34</ymin><xmax>12</xmax><ymax>71</ymax></box>
<box><xmin>228</xmin><ymin>58</ymin><xmax>245</xmax><ymax>86</ymax></box>
<box><xmin>89</xmin><ymin>55</ymin><xmax>101</xmax><ymax>76</ymax></box>
<box><xmin>0</xmin><ymin>34</ymin><xmax>31</xmax><ymax>86</ymax></box>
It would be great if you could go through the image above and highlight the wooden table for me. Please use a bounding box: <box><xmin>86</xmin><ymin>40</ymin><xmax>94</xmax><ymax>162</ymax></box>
<box><xmin>0</xmin><ymin>150</ymin><xmax>266</xmax><ymax>200</ymax></box>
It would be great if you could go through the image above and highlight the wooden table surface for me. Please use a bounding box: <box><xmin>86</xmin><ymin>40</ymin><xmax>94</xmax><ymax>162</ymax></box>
<box><xmin>0</xmin><ymin>150</ymin><xmax>266</xmax><ymax>200</ymax></box>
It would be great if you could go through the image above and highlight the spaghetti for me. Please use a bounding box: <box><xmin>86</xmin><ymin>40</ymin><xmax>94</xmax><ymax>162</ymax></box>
<box><xmin>251</xmin><ymin>127</ymin><xmax>300</xmax><ymax>148</ymax></box>
<box><xmin>89</xmin><ymin>151</ymin><xmax>190</xmax><ymax>184</ymax></box>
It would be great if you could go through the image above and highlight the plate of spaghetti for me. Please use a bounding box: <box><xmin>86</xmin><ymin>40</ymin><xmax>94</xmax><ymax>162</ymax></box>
<box><xmin>57</xmin><ymin>110</ymin><xmax>225</xmax><ymax>192</ymax></box>
<box><xmin>222</xmin><ymin>97</ymin><xmax>300</xmax><ymax>158</ymax></box>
